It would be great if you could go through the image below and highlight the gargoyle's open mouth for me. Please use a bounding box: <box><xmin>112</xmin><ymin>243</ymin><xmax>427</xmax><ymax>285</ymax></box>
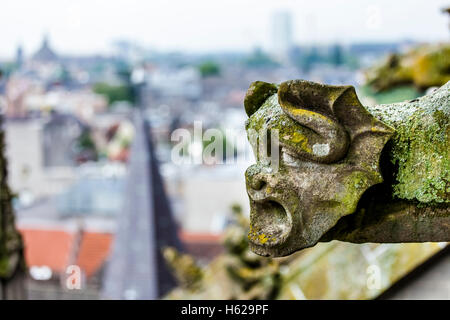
<box><xmin>248</xmin><ymin>199</ymin><xmax>292</xmax><ymax>247</ymax></box>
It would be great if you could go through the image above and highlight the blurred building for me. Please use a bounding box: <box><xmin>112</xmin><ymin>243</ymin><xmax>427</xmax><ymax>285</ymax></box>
<box><xmin>15</xmin><ymin>162</ymin><xmax>125</xmax><ymax>299</ymax></box>
<box><xmin>4</xmin><ymin>115</ymin><xmax>88</xmax><ymax>201</ymax></box>
<box><xmin>24</xmin><ymin>89</ymin><xmax>108</xmax><ymax>123</ymax></box>
<box><xmin>271</xmin><ymin>10</ymin><xmax>294</xmax><ymax>63</ymax></box>
<box><xmin>147</xmin><ymin>66</ymin><xmax>202</xmax><ymax>100</ymax></box>
<box><xmin>4</xmin><ymin>76</ymin><xmax>30</xmax><ymax>118</ymax></box>
<box><xmin>32</xmin><ymin>35</ymin><xmax>58</xmax><ymax>64</ymax></box>
<box><xmin>15</xmin><ymin>45</ymin><xmax>24</xmax><ymax>69</ymax></box>
<box><xmin>167</xmin><ymin>165</ymin><xmax>250</xmax><ymax>234</ymax></box>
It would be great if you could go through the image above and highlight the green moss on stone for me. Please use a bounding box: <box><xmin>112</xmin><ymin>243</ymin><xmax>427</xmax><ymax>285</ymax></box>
<box><xmin>365</xmin><ymin>44</ymin><xmax>450</xmax><ymax>92</ymax></box>
<box><xmin>367</xmin><ymin>82</ymin><xmax>449</xmax><ymax>205</ymax></box>
<box><xmin>244</xmin><ymin>81</ymin><xmax>278</xmax><ymax>117</ymax></box>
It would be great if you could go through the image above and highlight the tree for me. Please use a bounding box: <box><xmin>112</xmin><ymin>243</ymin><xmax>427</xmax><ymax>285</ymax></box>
<box><xmin>93</xmin><ymin>82</ymin><xmax>136</xmax><ymax>106</ymax></box>
<box><xmin>198</xmin><ymin>61</ymin><xmax>221</xmax><ymax>77</ymax></box>
<box><xmin>244</xmin><ymin>49</ymin><xmax>279</xmax><ymax>69</ymax></box>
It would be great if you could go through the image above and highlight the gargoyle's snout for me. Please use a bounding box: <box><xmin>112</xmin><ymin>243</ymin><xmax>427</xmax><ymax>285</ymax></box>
<box><xmin>245</xmin><ymin>165</ymin><xmax>293</xmax><ymax>252</ymax></box>
<box><xmin>245</xmin><ymin>165</ymin><xmax>278</xmax><ymax>202</ymax></box>
<box><xmin>248</xmin><ymin>172</ymin><xmax>266</xmax><ymax>192</ymax></box>
<box><xmin>245</xmin><ymin>165</ymin><xmax>269</xmax><ymax>200</ymax></box>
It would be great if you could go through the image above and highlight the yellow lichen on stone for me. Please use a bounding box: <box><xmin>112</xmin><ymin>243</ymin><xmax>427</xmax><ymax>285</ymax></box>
<box><xmin>258</xmin><ymin>234</ymin><xmax>269</xmax><ymax>244</ymax></box>
<box><xmin>291</xmin><ymin>132</ymin><xmax>312</xmax><ymax>153</ymax></box>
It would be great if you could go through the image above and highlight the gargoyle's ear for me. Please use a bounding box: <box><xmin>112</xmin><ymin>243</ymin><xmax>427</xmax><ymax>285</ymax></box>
<box><xmin>332</xmin><ymin>86</ymin><xmax>394</xmax><ymax>140</ymax></box>
<box><xmin>244</xmin><ymin>81</ymin><xmax>278</xmax><ymax>117</ymax></box>
<box><xmin>277</xmin><ymin>80</ymin><xmax>394</xmax><ymax>167</ymax></box>
<box><xmin>331</xmin><ymin>86</ymin><xmax>394</xmax><ymax>171</ymax></box>
<box><xmin>277</xmin><ymin>80</ymin><xmax>351</xmax><ymax>163</ymax></box>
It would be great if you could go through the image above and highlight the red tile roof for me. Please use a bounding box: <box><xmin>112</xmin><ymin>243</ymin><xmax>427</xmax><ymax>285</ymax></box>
<box><xmin>19</xmin><ymin>228</ymin><xmax>114</xmax><ymax>279</ymax></box>
<box><xmin>20</xmin><ymin>229</ymin><xmax>76</xmax><ymax>273</ymax></box>
<box><xmin>76</xmin><ymin>232</ymin><xmax>113</xmax><ymax>278</ymax></box>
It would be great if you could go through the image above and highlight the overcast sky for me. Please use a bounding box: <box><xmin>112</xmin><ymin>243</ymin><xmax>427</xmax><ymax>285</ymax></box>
<box><xmin>1</xmin><ymin>0</ymin><xmax>449</xmax><ymax>59</ymax></box>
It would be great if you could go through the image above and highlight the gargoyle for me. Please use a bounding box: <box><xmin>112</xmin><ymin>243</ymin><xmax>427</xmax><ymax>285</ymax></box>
<box><xmin>244</xmin><ymin>79</ymin><xmax>449</xmax><ymax>257</ymax></box>
<box><xmin>365</xmin><ymin>44</ymin><xmax>450</xmax><ymax>92</ymax></box>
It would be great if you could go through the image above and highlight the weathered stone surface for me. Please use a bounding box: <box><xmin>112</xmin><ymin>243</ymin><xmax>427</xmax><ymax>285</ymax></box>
<box><xmin>163</xmin><ymin>247</ymin><xmax>203</xmax><ymax>290</ymax></box>
<box><xmin>365</xmin><ymin>44</ymin><xmax>450</xmax><ymax>92</ymax></box>
<box><xmin>165</xmin><ymin>207</ymin><xmax>283</xmax><ymax>300</ymax></box>
<box><xmin>367</xmin><ymin>84</ymin><xmax>449</xmax><ymax>205</ymax></box>
<box><xmin>164</xmin><ymin>206</ymin><xmax>446</xmax><ymax>300</ymax></box>
<box><xmin>244</xmin><ymin>80</ymin><xmax>449</xmax><ymax>257</ymax></box>
<box><xmin>275</xmin><ymin>242</ymin><xmax>445</xmax><ymax>300</ymax></box>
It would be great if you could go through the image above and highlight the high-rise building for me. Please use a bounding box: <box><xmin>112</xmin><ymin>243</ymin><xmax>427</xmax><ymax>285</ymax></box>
<box><xmin>271</xmin><ymin>10</ymin><xmax>293</xmax><ymax>62</ymax></box>
<box><xmin>15</xmin><ymin>45</ymin><xmax>23</xmax><ymax>69</ymax></box>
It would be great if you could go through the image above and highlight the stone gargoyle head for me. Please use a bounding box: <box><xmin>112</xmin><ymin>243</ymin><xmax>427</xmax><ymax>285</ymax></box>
<box><xmin>244</xmin><ymin>80</ymin><xmax>394</xmax><ymax>257</ymax></box>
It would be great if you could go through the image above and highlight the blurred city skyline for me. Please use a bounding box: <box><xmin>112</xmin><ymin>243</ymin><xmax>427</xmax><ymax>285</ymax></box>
<box><xmin>1</xmin><ymin>0</ymin><xmax>449</xmax><ymax>59</ymax></box>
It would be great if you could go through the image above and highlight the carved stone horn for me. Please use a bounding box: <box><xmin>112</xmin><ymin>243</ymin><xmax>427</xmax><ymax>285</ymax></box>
<box><xmin>278</xmin><ymin>80</ymin><xmax>350</xmax><ymax>163</ymax></box>
<box><xmin>278</xmin><ymin>80</ymin><xmax>394</xmax><ymax>165</ymax></box>
<box><xmin>244</xmin><ymin>79</ymin><xmax>394</xmax><ymax>166</ymax></box>
<box><xmin>244</xmin><ymin>81</ymin><xmax>278</xmax><ymax>117</ymax></box>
